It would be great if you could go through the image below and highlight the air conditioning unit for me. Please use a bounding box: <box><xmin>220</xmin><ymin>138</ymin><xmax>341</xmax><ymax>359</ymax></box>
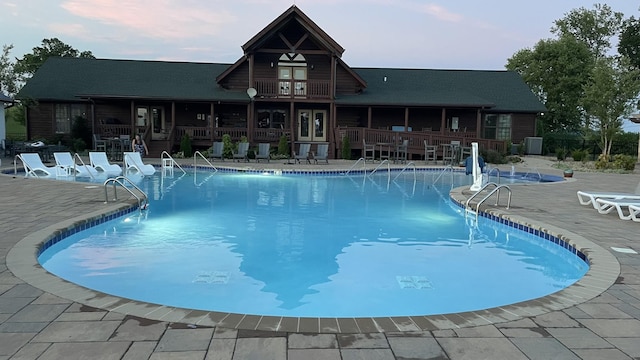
<box><xmin>524</xmin><ymin>137</ymin><xmax>543</xmax><ymax>155</ymax></box>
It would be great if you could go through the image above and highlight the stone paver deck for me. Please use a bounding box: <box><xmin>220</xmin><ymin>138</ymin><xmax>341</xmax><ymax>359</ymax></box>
<box><xmin>1</xmin><ymin>156</ymin><xmax>639</xmax><ymax>359</ymax></box>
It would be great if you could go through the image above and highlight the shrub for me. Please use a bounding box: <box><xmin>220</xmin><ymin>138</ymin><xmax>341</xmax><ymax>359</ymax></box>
<box><xmin>571</xmin><ymin>149</ymin><xmax>588</xmax><ymax>162</ymax></box>
<box><xmin>594</xmin><ymin>154</ymin><xmax>610</xmax><ymax>169</ymax></box>
<box><xmin>222</xmin><ymin>134</ymin><xmax>234</xmax><ymax>158</ymax></box>
<box><xmin>71</xmin><ymin>116</ymin><xmax>91</xmax><ymax>152</ymax></box>
<box><xmin>555</xmin><ymin>147</ymin><xmax>567</xmax><ymax>160</ymax></box>
<box><xmin>341</xmin><ymin>136</ymin><xmax>351</xmax><ymax>160</ymax></box>
<box><xmin>180</xmin><ymin>133</ymin><xmax>193</xmax><ymax>157</ymax></box>
<box><xmin>277</xmin><ymin>135</ymin><xmax>289</xmax><ymax>156</ymax></box>
<box><xmin>612</xmin><ymin>154</ymin><xmax>636</xmax><ymax>171</ymax></box>
<box><xmin>480</xmin><ymin>149</ymin><xmax>506</xmax><ymax>164</ymax></box>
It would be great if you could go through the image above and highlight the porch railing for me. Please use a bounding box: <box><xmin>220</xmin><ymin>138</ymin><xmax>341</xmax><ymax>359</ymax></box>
<box><xmin>254</xmin><ymin>78</ymin><xmax>331</xmax><ymax>99</ymax></box>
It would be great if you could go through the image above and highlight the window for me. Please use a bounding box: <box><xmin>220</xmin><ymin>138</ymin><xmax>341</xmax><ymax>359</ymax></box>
<box><xmin>483</xmin><ymin>114</ymin><xmax>511</xmax><ymax>140</ymax></box>
<box><xmin>55</xmin><ymin>104</ymin><xmax>86</xmax><ymax>134</ymax></box>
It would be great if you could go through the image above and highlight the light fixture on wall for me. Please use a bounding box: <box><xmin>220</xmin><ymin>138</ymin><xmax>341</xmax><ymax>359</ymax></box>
<box><xmin>310</xmin><ymin>64</ymin><xmax>314</xmax><ymax>70</ymax></box>
<box><xmin>270</xmin><ymin>62</ymin><xmax>274</xmax><ymax>68</ymax></box>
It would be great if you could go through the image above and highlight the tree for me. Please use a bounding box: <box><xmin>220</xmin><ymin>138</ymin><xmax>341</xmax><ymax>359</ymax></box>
<box><xmin>619</xmin><ymin>16</ymin><xmax>640</xmax><ymax>69</ymax></box>
<box><xmin>13</xmin><ymin>38</ymin><xmax>95</xmax><ymax>79</ymax></box>
<box><xmin>582</xmin><ymin>57</ymin><xmax>640</xmax><ymax>157</ymax></box>
<box><xmin>551</xmin><ymin>3</ymin><xmax>624</xmax><ymax>59</ymax></box>
<box><xmin>0</xmin><ymin>44</ymin><xmax>18</xmax><ymax>96</ymax></box>
<box><xmin>506</xmin><ymin>36</ymin><xmax>593</xmax><ymax>134</ymax></box>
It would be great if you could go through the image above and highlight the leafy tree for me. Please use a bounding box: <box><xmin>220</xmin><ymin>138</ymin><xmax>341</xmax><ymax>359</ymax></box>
<box><xmin>14</xmin><ymin>38</ymin><xmax>95</xmax><ymax>79</ymax></box>
<box><xmin>582</xmin><ymin>57</ymin><xmax>640</xmax><ymax>157</ymax></box>
<box><xmin>506</xmin><ymin>36</ymin><xmax>593</xmax><ymax>134</ymax></box>
<box><xmin>619</xmin><ymin>16</ymin><xmax>640</xmax><ymax>69</ymax></box>
<box><xmin>551</xmin><ymin>3</ymin><xmax>624</xmax><ymax>59</ymax></box>
<box><xmin>0</xmin><ymin>44</ymin><xmax>18</xmax><ymax>96</ymax></box>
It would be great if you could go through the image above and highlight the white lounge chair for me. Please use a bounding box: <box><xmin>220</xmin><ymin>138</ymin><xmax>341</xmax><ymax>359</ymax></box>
<box><xmin>577</xmin><ymin>190</ymin><xmax>640</xmax><ymax>209</ymax></box>
<box><xmin>594</xmin><ymin>198</ymin><xmax>640</xmax><ymax>220</ymax></box>
<box><xmin>629</xmin><ymin>204</ymin><xmax>640</xmax><ymax>223</ymax></box>
<box><xmin>18</xmin><ymin>153</ymin><xmax>57</xmax><ymax>178</ymax></box>
<box><xmin>54</xmin><ymin>152</ymin><xmax>99</xmax><ymax>177</ymax></box>
<box><xmin>89</xmin><ymin>151</ymin><xmax>122</xmax><ymax>175</ymax></box>
<box><xmin>124</xmin><ymin>152</ymin><xmax>156</xmax><ymax>175</ymax></box>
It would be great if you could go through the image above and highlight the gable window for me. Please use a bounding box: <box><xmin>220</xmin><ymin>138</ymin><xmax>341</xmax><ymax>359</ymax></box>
<box><xmin>278</xmin><ymin>53</ymin><xmax>307</xmax><ymax>97</ymax></box>
<box><xmin>55</xmin><ymin>104</ymin><xmax>86</xmax><ymax>134</ymax></box>
<box><xmin>483</xmin><ymin>114</ymin><xmax>511</xmax><ymax>140</ymax></box>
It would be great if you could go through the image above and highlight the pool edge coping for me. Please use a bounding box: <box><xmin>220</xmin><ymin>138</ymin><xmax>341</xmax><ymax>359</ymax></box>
<box><xmin>6</xmin><ymin>177</ymin><xmax>618</xmax><ymax>334</ymax></box>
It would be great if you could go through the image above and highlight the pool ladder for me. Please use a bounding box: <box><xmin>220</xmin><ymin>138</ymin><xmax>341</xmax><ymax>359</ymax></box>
<box><xmin>464</xmin><ymin>182</ymin><xmax>512</xmax><ymax>220</ymax></box>
<box><xmin>104</xmin><ymin>175</ymin><xmax>149</xmax><ymax>211</ymax></box>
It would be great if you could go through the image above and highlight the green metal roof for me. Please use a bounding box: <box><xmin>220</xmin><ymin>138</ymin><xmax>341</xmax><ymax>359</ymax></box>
<box><xmin>18</xmin><ymin>57</ymin><xmax>245</xmax><ymax>102</ymax></box>
<box><xmin>19</xmin><ymin>57</ymin><xmax>545</xmax><ymax>113</ymax></box>
<box><xmin>343</xmin><ymin>68</ymin><xmax>546</xmax><ymax>112</ymax></box>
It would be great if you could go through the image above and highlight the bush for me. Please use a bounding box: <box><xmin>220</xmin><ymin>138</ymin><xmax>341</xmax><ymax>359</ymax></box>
<box><xmin>555</xmin><ymin>147</ymin><xmax>567</xmax><ymax>160</ymax></box>
<box><xmin>71</xmin><ymin>116</ymin><xmax>91</xmax><ymax>152</ymax></box>
<box><xmin>277</xmin><ymin>135</ymin><xmax>289</xmax><ymax>156</ymax></box>
<box><xmin>180</xmin><ymin>133</ymin><xmax>193</xmax><ymax>157</ymax></box>
<box><xmin>594</xmin><ymin>154</ymin><xmax>610</xmax><ymax>169</ymax></box>
<box><xmin>571</xmin><ymin>149</ymin><xmax>588</xmax><ymax>162</ymax></box>
<box><xmin>480</xmin><ymin>149</ymin><xmax>507</xmax><ymax>164</ymax></box>
<box><xmin>341</xmin><ymin>136</ymin><xmax>351</xmax><ymax>160</ymax></box>
<box><xmin>612</xmin><ymin>154</ymin><xmax>636</xmax><ymax>171</ymax></box>
<box><xmin>222</xmin><ymin>134</ymin><xmax>234</xmax><ymax>158</ymax></box>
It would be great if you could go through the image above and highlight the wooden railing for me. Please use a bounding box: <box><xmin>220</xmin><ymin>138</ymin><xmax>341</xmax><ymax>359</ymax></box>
<box><xmin>254</xmin><ymin>78</ymin><xmax>331</xmax><ymax>99</ymax></box>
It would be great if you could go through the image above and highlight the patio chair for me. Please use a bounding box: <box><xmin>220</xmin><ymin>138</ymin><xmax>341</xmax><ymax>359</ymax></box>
<box><xmin>89</xmin><ymin>151</ymin><xmax>123</xmax><ymax>175</ymax></box>
<box><xmin>210</xmin><ymin>141</ymin><xmax>224</xmax><ymax>161</ymax></box>
<box><xmin>17</xmin><ymin>152</ymin><xmax>57</xmax><ymax>178</ymax></box>
<box><xmin>595</xmin><ymin>198</ymin><xmax>640</xmax><ymax>220</ymax></box>
<box><xmin>255</xmin><ymin>143</ymin><xmax>271</xmax><ymax>162</ymax></box>
<box><xmin>233</xmin><ymin>142</ymin><xmax>250</xmax><ymax>162</ymax></box>
<box><xmin>93</xmin><ymin>134</ymin><xmax>107</xmax><ymax>152</ymax></box>
<box><xmin>53</xmin><ymin>152</ymin><xmax>99</xmax><ymax>177</ymax></box>
<box><xmin>394</xmin><ymin>139</ymin><xmax>409</xmax><ymax>164</ymax></box>
<box><xmin>294</xmin><ymin>143</ymin><xmax>311</xmax><ymax>164</ymax></box>
<box><xmin>362</xmin><ymin>139</ymin><xmax>375</xmax><ymax>161</ymax></box>
<box><xmin>124</xmin><ymin>152</ymin><xmax>156</xmax><ymax>175</ymax></box>
<box><xmin>424</xmin><ymin>140</ymin><xmax>437</xmax><ymax>164</ymax></box>
<box><xmin>313</xmin><ymin>143</ymin><xmax>329</xmax><ymax>164</ymax></box>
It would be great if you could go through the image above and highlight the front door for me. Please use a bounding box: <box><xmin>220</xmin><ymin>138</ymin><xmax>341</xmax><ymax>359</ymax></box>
<box><xmin>136</xmin><ymin>106</ymin><xmax>166</xmax><ymax>140</ymax></box>
<box><xmin>298</xmin><ymin>109</ymin><xmax>326</xmax><ymax>142</ymax></box>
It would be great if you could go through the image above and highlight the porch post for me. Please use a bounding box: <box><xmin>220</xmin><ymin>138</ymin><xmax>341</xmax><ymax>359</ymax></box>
<box><xmin>367</xmin><ymin>107</ymin><xmax>372</xmax><ymax>128</ymax></box>
<box><xmin>404</xmin><ymin>108</ymin><xmax>409</xmax><ymax>131</ymax></box>
<box><xmin>440</xmin><ymin>108</ymin><xmax>446</xmax><ymax>134</ymax></box>
<box><xmin>476</xmin><ymin>109</ymin><xmax>482</xmax><ymax>138</ymax></box>
<box><xmin>210</xmin><ymin>103</ymin><xmax>215</xmax><ymax>141</ymax></box>
<box><xmin>247</xmin><ymin>101</ymin><xmax>254</xmax><ymax>143</ymax></box>
<box><xmin>130</xmin><ymin>101</ymin><xmax>135</xmax><ymax>135</ymax></box>
<box><xmin>289</xmin><ymin>101</ymin><xmax>295</xmax><ymax>157</ymax></box>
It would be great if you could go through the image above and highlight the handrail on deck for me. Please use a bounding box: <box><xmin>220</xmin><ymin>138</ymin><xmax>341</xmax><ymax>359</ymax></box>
<box><xmin>104</xmin><ymin>175</ymin><xmax>149</xmax><ymax>211</ymax></box>
<box><xmin>193</xmin><ymin>151</ymin><xmax>218</xmax><ymax>172</ymax></box>
<box><xmin>433</xmin><ymin>165</ymin><xmax>454</xmax><ymax>184</ymax></box>
<box><xmin>464</xmin><ymin>182</ymin><xmax>512</xmax><ymax>220</ymax></box>
<box><xmin>343</xmin><ymin>157</ymin><xmax>366</xmax><ymax>176</ymax></box>
<box><xmin>160</xmin><ymin>151</ymin><xmax>186</xmax><ymax>174</ymax></box>
<box><xmin>73</xmin><ymin>152</ymin><xmax>95</xmax><ymax>179</ymax></box>
<box><xmin>369</xmin><ymin>159</ymin><xmax>390</xmax><ymax>177</ymax></box>
<box><xmin>393</xmin><ymin>161</ymin><xmax>416</xmax><ymax>181</ymax></box>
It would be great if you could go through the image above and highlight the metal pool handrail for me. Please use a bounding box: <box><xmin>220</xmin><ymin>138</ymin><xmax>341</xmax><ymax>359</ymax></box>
<box><xmin>193</xmin><ymin>151</ymin><xmax>218</xmax><ymax>172</ymax></box>
<box><xmin>160</xmin><ymin>151</ymin><xmax>186</xmax><ymax>174</ymax></box>
<box><xmin>104</xmin><ymin>175</ymin><xmax>149</xmax><ymax>211</ymax></box>
<box><xmin>393</xmin><ymin>161</ymin><xmax>416</xmax><ymax>181</ymax></box>
<box><xmin>344</xmin><ymin>157</ymin><xmax>365</xmax><ymax>176</ymax></box>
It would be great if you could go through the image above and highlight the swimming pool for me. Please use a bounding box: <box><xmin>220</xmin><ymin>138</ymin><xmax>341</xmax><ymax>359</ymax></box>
<box><xmin>38</xmin><ymin>169</ymin><xmax>588</xmax><ymax>318</ymax></box>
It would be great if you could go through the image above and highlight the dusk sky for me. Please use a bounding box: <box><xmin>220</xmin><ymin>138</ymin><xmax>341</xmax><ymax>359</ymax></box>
<box><xmin>2</xmin><ymin>1</ymin><xmax>639</xmax><ymax>130</ymax></box>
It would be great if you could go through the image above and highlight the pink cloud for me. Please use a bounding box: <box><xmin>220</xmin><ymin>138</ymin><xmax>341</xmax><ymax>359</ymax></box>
<box><xmin>420</xmin><ymin>3</ymin><xmax>463</xmax><ymax>23</ymax></box>
<box><xmin>61</xmin><ymin>0</ymin><xmax>236</xmax><ymax>40</ymax></box>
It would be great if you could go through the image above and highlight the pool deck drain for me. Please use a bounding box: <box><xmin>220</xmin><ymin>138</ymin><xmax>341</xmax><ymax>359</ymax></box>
<box><xmin>1</xmin><ymin>158</ymin><xmax>640</xmax><ymax>359</ymax></box>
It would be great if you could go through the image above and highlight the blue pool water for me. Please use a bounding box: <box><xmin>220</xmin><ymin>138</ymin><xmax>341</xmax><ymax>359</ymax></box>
<box><xmin>38</xmin><ymin>170</ymin><xmax>587</xmax><ymax>317</ymax></box>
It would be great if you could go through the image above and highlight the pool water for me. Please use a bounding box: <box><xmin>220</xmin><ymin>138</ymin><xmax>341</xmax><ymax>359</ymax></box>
<box><xmin>38</xmin><ymin>170</ymin><xmax>588</xmax><ymax>317</ymax></box>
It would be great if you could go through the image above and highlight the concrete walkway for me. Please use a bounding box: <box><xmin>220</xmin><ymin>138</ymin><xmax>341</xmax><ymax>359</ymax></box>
<box><xmin>1</xmin><ymin>155</ymin><xmax>639</xmax><ymax>359</ymax></box>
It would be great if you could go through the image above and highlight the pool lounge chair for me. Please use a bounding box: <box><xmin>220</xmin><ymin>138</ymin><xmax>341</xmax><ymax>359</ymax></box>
<box><xmin>89</xmin><ymin>151</ymin><xmax>122</xmax><ymax>175</ymax></box>
<box><xmin>18</xmin><ymin>153</ymin><xmax>57</xmax><ymax>178</ymax></box>
<box><xmin>313</xmin><ymin>143</ymin><xmax>329</xmax><ymax>164</ymax></box>
<box><xmin>210</xmin><ymin>141</ymin><xmax>224</xmax><ymax>161</ymax></box>
<box><xmin>629</xmin><ymin>204</ymin><xmax>640</xmax><ymax>222</ymax></box>
<box><xmin>124</xmin><ymin>152</ymin><xmax>156</xmax><ymax>175</ymax></box>
<box><xmin>233</xmin><ymin>142</ymin><xmax>250</xmax><ymax>162</ymax></box>
<box><xmin>577</xmin><ymin>190</ymin><xmax>640</xmax><ymax>209</ymax></box>
<box><xmin>594</xmin><ymin>198</ymin><xmax>640</xmax><ymax>220</ymax></box>
<box><xmin>54</xmin><ymin>152</ymin><xmax>99</xmax><ymax>177</ymax></box>
<box><xmin>255</xmin><ymin>143</ymin><xmax>270</xmax><ymax>162</ymax></box>
<box><xmin>294</xmin><ymin>143</ymin><xmax>311</xmax><ymax>164</ymax></box>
